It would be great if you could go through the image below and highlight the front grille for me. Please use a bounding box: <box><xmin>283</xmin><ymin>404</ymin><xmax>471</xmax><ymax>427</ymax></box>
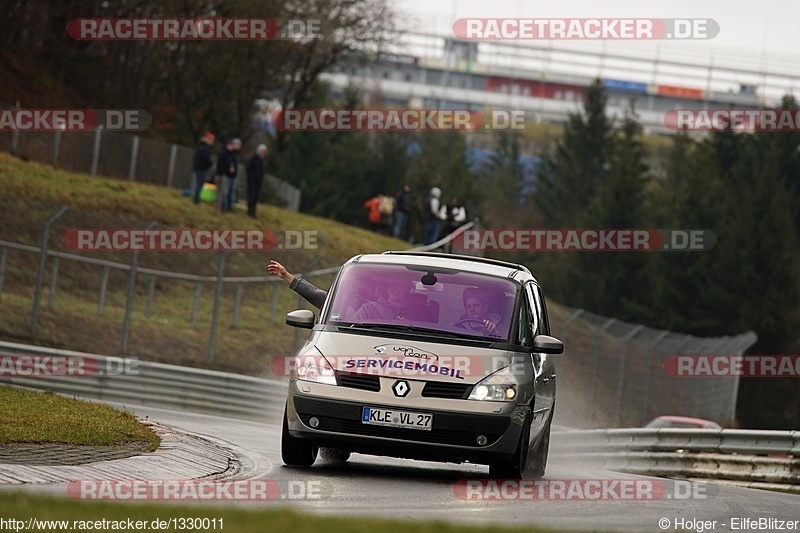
<box><xmin>337</xmin><ymin>372</ymin><xmax>381</xmax><ymax>392</ymax></box>
<box><xmin>421</xmin><ymin>381</ymin><xmax>473</xmax><ymax>399</ymax></box>
<box><xmin>307</xmin><ymin>417</ymin><xmax>505</xmax><ymax>447</ymax></box>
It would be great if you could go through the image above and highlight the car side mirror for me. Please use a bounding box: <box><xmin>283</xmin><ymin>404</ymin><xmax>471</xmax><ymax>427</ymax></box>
<box><xmin>532</xmin><ymin>335</ymin><xmax>564</xmax><ymax>354</ymax></box>
<box><xmin>286</xmin><ymin>309</ymin><xmax>315</xmax><ymax>329</ymax></box>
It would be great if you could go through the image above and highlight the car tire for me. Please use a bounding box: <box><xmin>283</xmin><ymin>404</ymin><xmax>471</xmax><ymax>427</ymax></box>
<box><xmin>281</xmin><ymin>407</ymin><xmax>318</xmax><ymax>467</ymax></box>
<box><xmin>528</xmin><ymin>409</ymin><xmax>552</xmax><ymax>479</ymax></box>
<box><xmin>320</xmin><ymin>447</ymin><xmax>351</xmax><ymax>463</ymax></box>
<box><xmin>489</xmin><ymin>413</ymin><xmax>531</xmax><ymax>479</ymax></box>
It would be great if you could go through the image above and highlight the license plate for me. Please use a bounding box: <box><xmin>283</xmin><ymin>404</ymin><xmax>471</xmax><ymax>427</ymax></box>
<box><xmin>362</xmin><ymin>407</ymin><xmax>433</xmax><ymax>431</ymax></box>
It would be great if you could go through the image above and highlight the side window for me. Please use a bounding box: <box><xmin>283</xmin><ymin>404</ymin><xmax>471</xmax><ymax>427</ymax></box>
<box><xmin>515</xmin><ymin>294</ymin><xmax>533</xmax><ymax>348</ymax></box>
<box><xmin>524</xmin><ymin>283</ymin><xmax>540</xmax><ymax>336</ymax></box>
<box><xmin>534</xmin><ymin>285</ymin><xmax>551</xmax><ymax>336</ymax></box>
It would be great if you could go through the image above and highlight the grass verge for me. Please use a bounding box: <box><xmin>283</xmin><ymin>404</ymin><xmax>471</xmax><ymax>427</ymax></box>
<box><xmin>0</xmin><ymin>385</ymin><xmax>160</xmax><ymax>450</ymax></box>
<box><xmin>0</xmin><ymin>491</ymin><xmax>564</xmax><ymax>533</ymax></box>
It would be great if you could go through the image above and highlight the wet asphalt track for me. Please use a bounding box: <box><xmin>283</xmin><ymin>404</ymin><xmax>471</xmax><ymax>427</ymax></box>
<box><xmin>67</xmin><ymin>404</ymin><xmax>800</xmax><ymax>532</ymax></box>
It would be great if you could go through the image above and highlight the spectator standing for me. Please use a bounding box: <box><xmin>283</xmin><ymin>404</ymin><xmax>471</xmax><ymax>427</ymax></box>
<box><xmin>246</xmin><ymin>144</ymin><xmax>267</xmax><ymax>218</ymax></box>
<box><xmin>393</xmin><ymin>183</ymin><xmax>412</xmax><ymax>240</ymax></box>
<box><xmin>216</xmin><ymin>138</ymin><xmax>242</xmax><ymax>212</ymax></box>
<box><xmin>440</xmin><ymin>196</ymin><xmax>467</xmax><ymax>252</ymax></box>
<box><xmin>364</xmin><ymin>194</ymin><xmax>382</xmax><ymax>232</ymax></box>
<box><xmin>377</xmin><ymin>193</ymin><xmax>395</xmax><ymax>236</ymax></box>
<box><xmin>191</xmin><ymin>132</ymin><xmax>215</xmax><ymax>204</ymax></box>
<box><xmin>423</xmin><ymin>186</ymin><xmax>443</xmax><ymax>245</ymax></box>
<box><xmin>440</xmin><ymin>196</ymin><xmax>467</xmax><ymax>237</ymax></box>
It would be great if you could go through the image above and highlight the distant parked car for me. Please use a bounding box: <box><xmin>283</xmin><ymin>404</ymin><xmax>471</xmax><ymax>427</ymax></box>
<box><xmin>645</xmin><ymin>416</ymin><xmax>722</xmax><ymax>429</ymax></box>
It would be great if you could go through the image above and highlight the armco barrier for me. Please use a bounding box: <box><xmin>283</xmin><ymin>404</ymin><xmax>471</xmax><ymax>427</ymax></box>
<box><xmin>551</xmin><ymin>428</ymin><xmax>800</xmax><ymax>456</ymax></box>
<box><xmin>2</xmin><ymin>340</ymin><xmax>798</xmax><ymax>489</ymax></box>
<box><xmin>0</xmin><ymin>340</ymin><xmax>287</xmax><ymax>422</ymax></box>
<box><xmin>551</xmin><ymin>428</ymin><xmax>800</xmax><ymax>492</ymax></box>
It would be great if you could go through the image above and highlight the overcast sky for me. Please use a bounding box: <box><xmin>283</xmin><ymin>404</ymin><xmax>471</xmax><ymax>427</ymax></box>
<box><xmin>395</xmin><ymin>0</ymin><xmax>800</xmax><ymax>72</ymax></box>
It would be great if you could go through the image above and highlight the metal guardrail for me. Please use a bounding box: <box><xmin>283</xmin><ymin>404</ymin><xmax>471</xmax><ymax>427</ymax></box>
<box><xmin>0</xmin><ymin>340</ymin><xmax>287</xmax><ymax>422</ymax></box>
<box><xmin>552</xmin><ymin>428</ymin><xmax>800</xmax><ymax>457</ymax></box>
<box><xmin>2</xmin><ymin>340</ymin><xmax>797</xmax><ymax>489</ymax></box>
<box><xmin>551</xmin><ymin>429</ymin><xmax>800</xmax><ymax>491</ymax></box>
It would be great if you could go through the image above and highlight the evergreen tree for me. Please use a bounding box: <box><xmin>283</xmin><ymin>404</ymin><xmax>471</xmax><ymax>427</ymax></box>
<box><xmin>535</xmin><ymin>79</ymin><xmax>614</xmax><ymax>227</ymax></box>
<box><xmin>553</xmin><ymin>103</ymin><xmax>649</xmax><ymax>316</ymax></box>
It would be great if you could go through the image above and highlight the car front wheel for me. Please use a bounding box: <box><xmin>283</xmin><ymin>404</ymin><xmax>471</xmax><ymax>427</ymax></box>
<box><xmin>281</xmin><ymin>406</ymin><xmax>318</xmax><ymax>467</ymax></box>
<box><xmin>489</xmin><ymin>414</ymin><xmax>531</xmax><ymax>479</ymax></box>
<box><xmin>528</xmin><ymin>409</ymin><xmax>552</xmax><ymax>478</ymax></box>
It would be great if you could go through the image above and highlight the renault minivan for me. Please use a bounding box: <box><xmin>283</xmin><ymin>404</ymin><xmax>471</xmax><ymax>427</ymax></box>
<box><xmin>281</xmin><ymin>251</ymin><xmax>563</xmax><ymax>478</ymax></box>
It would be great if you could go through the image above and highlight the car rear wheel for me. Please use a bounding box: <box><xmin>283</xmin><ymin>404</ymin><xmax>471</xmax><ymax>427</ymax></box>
<box><xmin>489</xmin><ymin>414</ymin><xmax>530</xmax><ymax>479</ymax></box>
<box><xmin>281</xmin><ymin>407</ymin><xmax>318</xmax><ymax>467</ymax></box>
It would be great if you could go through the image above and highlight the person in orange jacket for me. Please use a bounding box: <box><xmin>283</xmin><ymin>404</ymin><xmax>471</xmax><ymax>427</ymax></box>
<box><xmin>364</xmin><ymin>194</ymin><xmax>382</xmax><ymax>232</ymax></box>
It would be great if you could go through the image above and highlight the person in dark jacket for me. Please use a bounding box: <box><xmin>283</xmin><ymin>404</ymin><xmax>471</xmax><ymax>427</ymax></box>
<box><xmin>268</xmin><ymin>260</ymin><xmax>327</xmax><ymax>309</ymax></box>
<box><xmin>192</xmin><ymin>132</ymin><xmax>215</xmax><ymax>203</ymax></box>
<box><xmin>216</xmin><ymin>138</ymin><xmax>242</xmax><ymax>212</ymax></box>
<box><xmin>246</xmin><ymin>144</ymin><xmax>267</xmax><ymax>218</ymax></box>
<box><xmin>392</xmin><ymin>183</ymin><xmax>412</xmax><ymax>240</ymax></box>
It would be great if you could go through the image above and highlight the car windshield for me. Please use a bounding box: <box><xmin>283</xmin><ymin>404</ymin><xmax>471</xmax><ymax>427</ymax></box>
<box><xmin>325</xmin><ymin>263</ymin><xmax>518</xmax><ymax>340</ymax></box>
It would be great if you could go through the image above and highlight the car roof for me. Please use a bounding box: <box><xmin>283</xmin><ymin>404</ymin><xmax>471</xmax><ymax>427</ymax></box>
<box><xmin>346</xmin><ymin>251</ymin><xmax>537</xmax><ymax>283</ymax></box>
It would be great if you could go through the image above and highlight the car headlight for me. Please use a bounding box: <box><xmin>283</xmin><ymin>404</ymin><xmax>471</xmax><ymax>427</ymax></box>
<box><xmin>468</xmin><ymin>366</ymin><xmax>518</xmax><ymax>401</ymax></box>
<box><xmin>295</xmin><ymin>353</ymin><xmax>337</xmax><ymax>386</ymax></box>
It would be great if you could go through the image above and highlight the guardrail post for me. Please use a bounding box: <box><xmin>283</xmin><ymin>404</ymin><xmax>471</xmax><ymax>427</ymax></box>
<box><xmin>270</xmin><ymin>282</ymin><xmax>279</xmax><ymax>324</ymax></box>
<box><xmin>52</xmin><ymin>130</ymin><xmax>62</xmax><ymax>166</ymax></box>
<box><xmin>0</xmin><ymin>247</ymin><xmax>7</xmax><ymax>301</ymax></box>
<box><xmin>664</xmin><ymin>335</ymin><xmax>694</xmax><ymax>414</ymax></box>
<box><xmin>191</xmin><ymin>282</ymin><xmax>201</xmax><ymax>327</ymax></box>
<box><xmin>708</xmin><ymin>336</ymin><xmax>734</xmax><ymax>423</ymax></box>
<box><xmin>145</xmin><ymin>276</ymin><xmax>156</xmax><ymax>319</ymax></box>
<box><xmin>613</xmin><ymin>324</ymin><xmax>644</xmax><ymax>426</ymax></box>
<box><xmin>47</xmin><ymin>257</ymin><xmax>59</xmax><ymax>310</ymax></box>
<box><xmin>208</xmin><ymin>252</ymin><xmax>228</xmax><ymax>361</ymax></box>
<box><xmin>232</xmin><ymin>283</ymin><xmax>243</xmax><ymax>329</ymax></box>
<box><xmin>293</xmin><ymin>255</ymin><xmax>323</xmax><ymax>353</ymax></box>
<box><xmin>640</xmin><ymin>330</ymin><xmax>669</xmax><ymax>425</ymax></box>
<box><xmin>556</xmin><ymin>308</ymin><xmax>584</xmax><ymax>380</ymax></box>
<box><xmin>128</xmin><ymin>135</ymin><xmax>140</xmax><ymax>181</ymax></box>
<box><xmin>166</xmin><ymin>144</ymin><xmax>178</xmax><ymax>187</ymax></box>
<box><xmin>30</xmin><ymin>205</ymin><xmax>68</xmax><ymax>334</ymax></box>
<box><xmin>98</xmin><ymin>266</ymin><xmax>110</xmax><ymax>316</ymax></box>
<box><xmin>90</xmin><ymin>129</ymin><xmax>102</xmax><ymax>176</ymax></box>
<box><xmin>11</xmin><ymin>102</ymin><xmax>20</xmax><ymax>155</ymax></box>
<box><xmin>122</xmin><ymin>221</ymin><xmax>156</xmax><ymax>352</ymax></box>
<box><xmin>587</xmin><ymin>318</ymin><xmax>616</xmax><ymax>407</ymax></box>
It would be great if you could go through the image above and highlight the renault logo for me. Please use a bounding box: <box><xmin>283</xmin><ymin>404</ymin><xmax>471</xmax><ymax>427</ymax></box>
<box><xmin>392</xmin><ymin>380</ymin><xmax>410</xmax><ymax>397</ymax></box>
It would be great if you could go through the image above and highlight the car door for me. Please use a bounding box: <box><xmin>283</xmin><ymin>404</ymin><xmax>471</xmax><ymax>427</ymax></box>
<box><xmin>525</xmin><ymin>282</ymin><xmax>555</xmax><ymax>431</ymax></box>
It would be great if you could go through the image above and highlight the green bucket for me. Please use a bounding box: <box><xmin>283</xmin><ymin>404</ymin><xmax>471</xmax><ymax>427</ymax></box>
<box><xmin>200</xmin><ymin>183</ymin><xmax>217</xmax><ymax>203</ymax></box>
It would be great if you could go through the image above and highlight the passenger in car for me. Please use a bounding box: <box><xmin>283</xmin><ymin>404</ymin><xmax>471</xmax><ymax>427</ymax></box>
<box><xmin>456</xmin><ymin>287</ymin><xmax>501</xmax><ymax>334</ymax></box>
<box><xmin>352</xmin><ymin>279</ymin><xmax>425</xmax><ymax>322</ymax></box>
<box><xmin>268</xmin><ymin>260</ymin><xmax>327</xmax><ymax>309</ymax></box>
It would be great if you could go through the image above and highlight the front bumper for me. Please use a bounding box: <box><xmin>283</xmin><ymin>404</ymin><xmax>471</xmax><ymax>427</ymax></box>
<box><xmin>285</xmin><ymin>383</ymin><xmax>528</xmax><ymax>465</ymax></box>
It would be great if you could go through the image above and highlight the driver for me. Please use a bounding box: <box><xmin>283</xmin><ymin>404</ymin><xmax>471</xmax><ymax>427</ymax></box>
<box><xmin>352</xmin><ymin>278</ymin><xmax>422</xmax><ymax>322</ymax></box>
<box><xmin>456</xmin><ymin>287</ymin><xmax>501</xmax><ymax>334</ymax></box>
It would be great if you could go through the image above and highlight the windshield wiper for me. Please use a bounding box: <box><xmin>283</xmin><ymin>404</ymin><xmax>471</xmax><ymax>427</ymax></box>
<box><xmin>336</xmin><ymin>322</ymin><xmax>498</xmax><ymax>341</ymax></box>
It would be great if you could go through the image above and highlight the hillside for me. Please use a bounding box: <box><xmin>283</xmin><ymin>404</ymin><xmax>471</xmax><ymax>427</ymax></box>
<box><xmin>0</xmin><ymin>153</ymin><xmax>408</xmax><ymax>374</ymax></box>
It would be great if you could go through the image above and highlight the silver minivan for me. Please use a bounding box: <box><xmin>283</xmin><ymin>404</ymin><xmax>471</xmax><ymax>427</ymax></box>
<box><xmin>281</xmin><ymin>251</ymin><xmax>564</xmax><ymax>478</ymax></box>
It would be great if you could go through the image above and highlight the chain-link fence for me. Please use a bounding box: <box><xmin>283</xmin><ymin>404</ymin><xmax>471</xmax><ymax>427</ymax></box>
<box><xmin>0</xmin><ymin>130</ymin><xmax>300</xmax><ymax>211</ymax></box>
<box><xmin>0</xmin><ymin>210</ymin><xmax>756</xmax><ymax>428</ymax></box>
<box><xmin>549</xmin><ymin>308</ymin><xmax>755</xmax><ymax>429</ymax></box>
